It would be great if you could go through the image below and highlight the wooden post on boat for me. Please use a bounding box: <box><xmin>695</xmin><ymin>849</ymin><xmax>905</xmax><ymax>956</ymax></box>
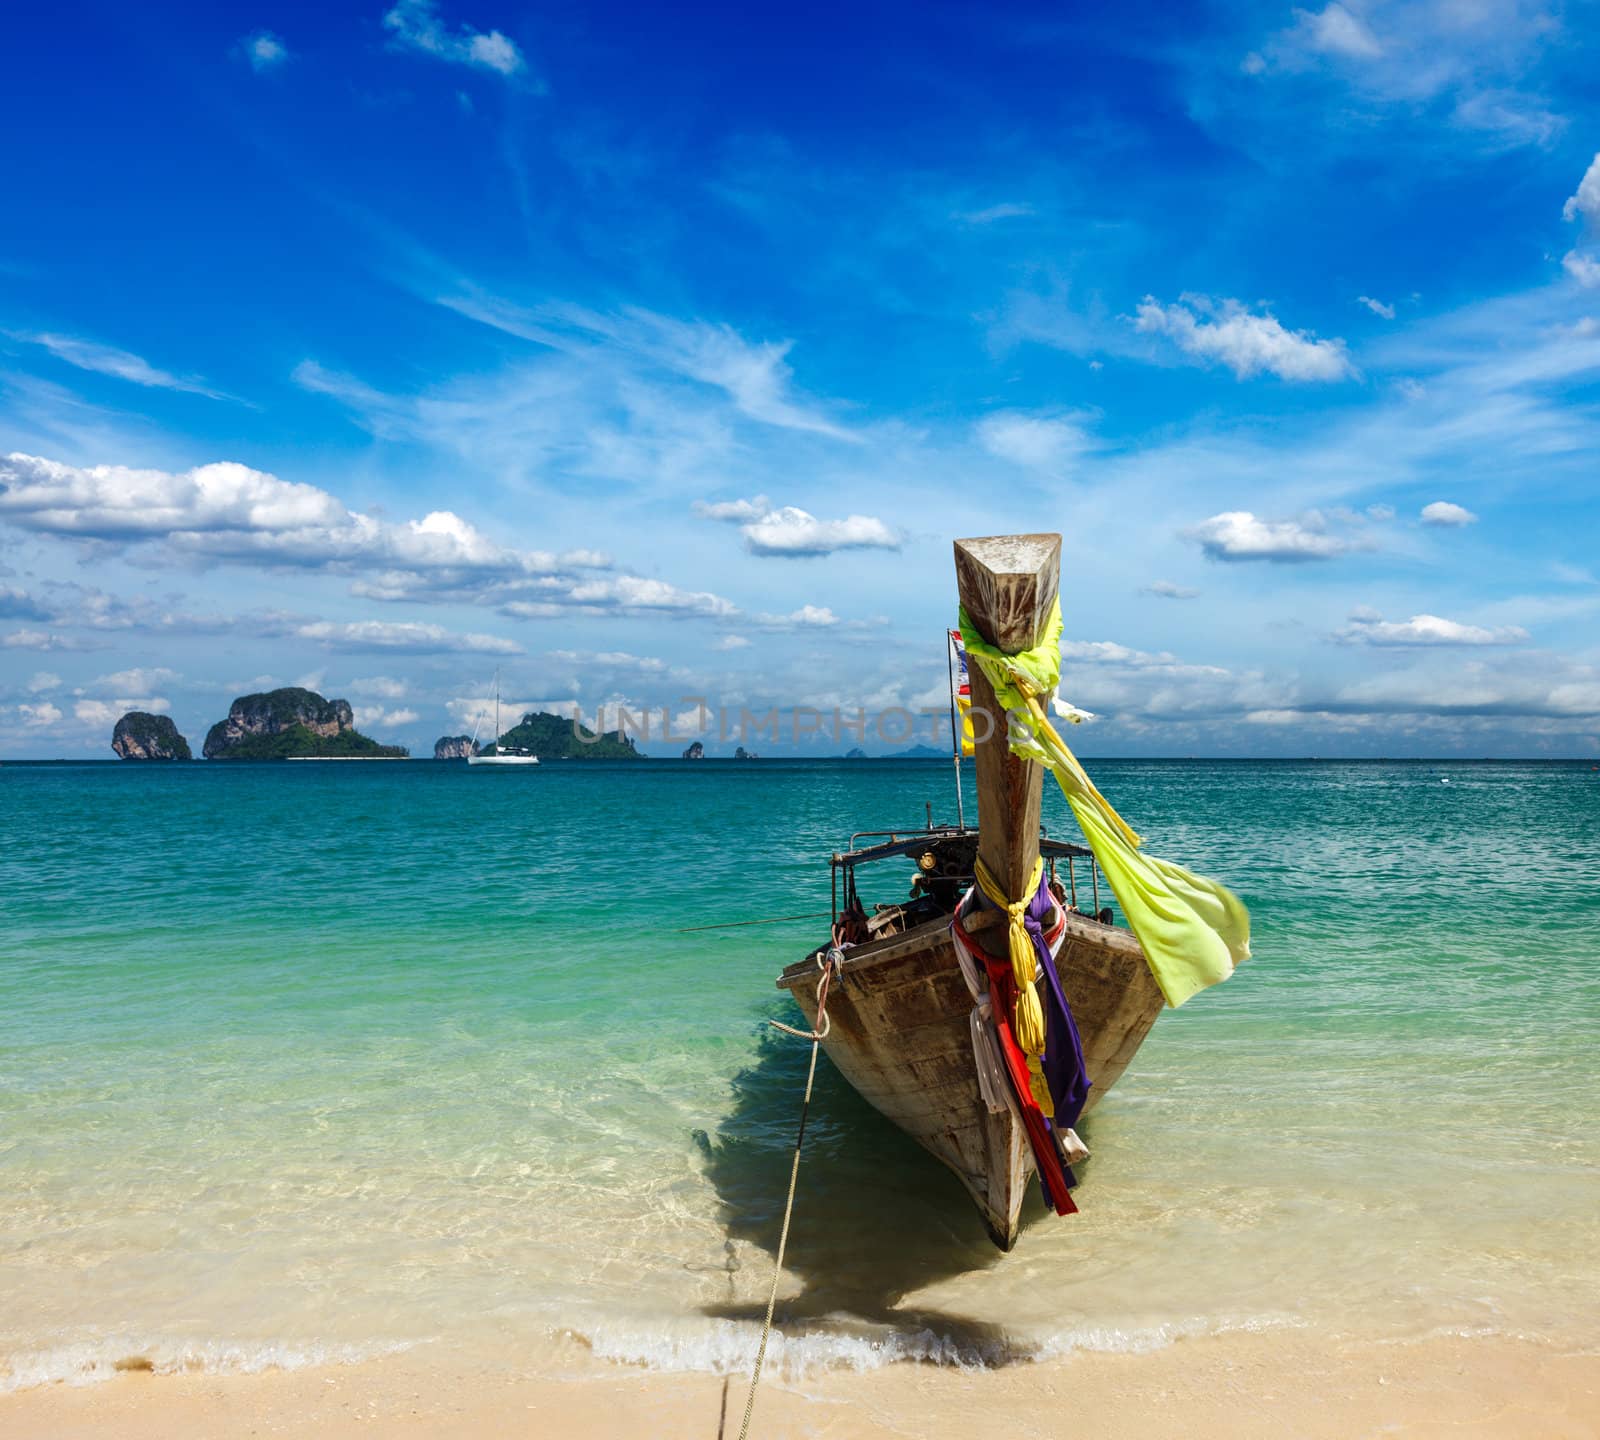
<box><xmin>953</xmin><ymin>534</ymin><xmax>1062</xmax><ymax>900</ymax></box>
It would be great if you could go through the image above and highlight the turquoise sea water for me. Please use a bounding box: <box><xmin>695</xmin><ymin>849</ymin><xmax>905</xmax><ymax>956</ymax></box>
<box><xmin>2</xmin><ymin>758</ymin><xmax>1598</xmax><ymax>1390</ymax></box>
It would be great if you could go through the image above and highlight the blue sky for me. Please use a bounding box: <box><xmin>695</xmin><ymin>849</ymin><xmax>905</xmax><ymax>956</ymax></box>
<box><xmin>2</xmin><ymin>0</ymin><xmax>1599</xmax><ymax>757</ymax></box>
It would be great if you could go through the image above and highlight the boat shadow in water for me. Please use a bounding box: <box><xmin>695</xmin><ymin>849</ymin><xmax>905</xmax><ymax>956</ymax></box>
<box><xmin>693</xmin><ymin>1019</ymin><xmax>1089</xmax><ymax>1363</ymax></box>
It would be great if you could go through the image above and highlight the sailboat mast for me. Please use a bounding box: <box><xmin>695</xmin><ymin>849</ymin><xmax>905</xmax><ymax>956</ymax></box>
<box><xmin>494</xmin><ymin>667</ymin><xmax>500</xmax><ymax>748</ymax></box>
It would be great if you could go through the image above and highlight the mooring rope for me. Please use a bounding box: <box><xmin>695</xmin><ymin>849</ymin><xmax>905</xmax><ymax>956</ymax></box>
<box><xmin>736</xmin><ymin>950</ymin><xmax>838</xmax><ymax>1440</ymax></box>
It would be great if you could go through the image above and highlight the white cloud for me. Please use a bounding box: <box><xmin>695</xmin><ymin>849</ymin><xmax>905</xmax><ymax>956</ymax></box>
<box><xmin>75</xmin><ymin>697</ymin><xmax>170</xmax><ymax>727</ymax></box>
<box><xmin>434</xmin><ymin>296</ymin><xmax>858</xmax><ymax>441</ymax></box>
<box><xmin>695</xmin><ymin>497</ymin><xmax>898</xmax><ymax>557</ymax></box>
<box><xmin>1141</xmin><ymin>580</ymin><xmax>1200</xmax><ymax>600</ymax></box>
<box><xmin>1563</xmin><ymin>152</ymin><xmax>1600</xmax><ymax>226</ymax></box>
<box><xmin>1335</xmin><ymin>611</ymin><xmax>1529</xmax><ymax>646</ymax></box>
<box><xmin>542</xmin><ymin>575</ymin><xmax>737</xmax><ymax>617</ymax></box>
<box><xmin>0</xmin><ymin>452</ymin><xmax>614</xmax><ymax>587</ymax></box>
<box><xmin>352</xmin><ymin>705</ymin><xmax>420</xmax><ymax>729</ymax></box>
<box><xmin>693</xmin><ymin>496</ymin><xmax>770</xmax><ymax>523</ymax></box>
<box><xmin>1561</xmin><ymin>251</ymin><xmax>1600</xmax><ymax>287</ymax></box>
<box><xmin>1295</xmin><ymin>3</ymin><xmax>1383</xmax><ymax>60</ymax></box>
<box><xmin>92</xmin><ymin>666</ymin><xmax>178</xmax><ymax>695</ymax></box>
<box><xmin>754</xmin><ymin>605</ymin><xmax>839</xmax><ymax>629</ymax></box>
<box><xmin>382</xmin><ymin>0</ymin><xmax>526</xmax><ymax>77</ymax></box>
<box><xmin>347</xmin><ymin>676</ymin><xmax>410</xmax><ymax>700</ymax></box>
<box><xmin>975</xmin><ymin>411</ymin><xmax>1094</xmax><ymax>471</ymax></box>
<box><xmin>713</xmin><ymin>635</ymin><xmax>751</xmax><ymax>650</ymax></box>
<box><xmin>1357</xmin><ymin>295</ymin><xmax>1396</xmax><ymax>319</ymax></box>
<box><xmin>1420</xmin><ymin>500</ymin><xmax>1478</xmax><ymax>527</ymax></box>
<box><xmin>27</xmin><ymin>671</ymin><xmax>61</xmax><ymax>693</ymax></box>
<box><xmin>955</xmin><ymin>203</ymin><xmax>1035</xmax><ymax>225</ymax></box>
<box><xmin>1187</xmin><ymin>510</ymin><xmax>1356</xmax><ymax>562</ymax></box>
<box><xmin>19</xmin><ymin>701</ymin><xmax>62</xmax><ymax>727</ymax></box>
<box><xmin>1133</xmin><ymin>296</ymin><xmax>1356</xmax><ymax>381</ymax></box>
<box><xmin>8</xmin><ymin>332</ymin><xmax>222</xmax><ymax>397</ymax></box>
<box><xmin>295</xmin><ymin>621</ymin><xmax>522</xmax><ymax>654</ymax></box>
<box><xmin>2</xmin><ymin>628</ymin><xmax>80</xmax><ymax>650</ymax></box>
<box><xmin>242</xmin><ymin>30</ymin><xmax>288</xmax><ymax>71</ymax></box>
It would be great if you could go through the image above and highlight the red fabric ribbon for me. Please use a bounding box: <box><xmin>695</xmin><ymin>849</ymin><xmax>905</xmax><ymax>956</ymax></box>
<box><xmin>952</xmin><ymin>904</ymin><xmax>1078</xmax><ymax>1216</ymax></box>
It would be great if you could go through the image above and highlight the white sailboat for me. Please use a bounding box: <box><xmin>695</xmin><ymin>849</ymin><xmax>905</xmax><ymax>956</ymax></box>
<box><xmin>466</xmin><ymin>669</ymin><xmax>540</xmax><ymax>767</ymax></box>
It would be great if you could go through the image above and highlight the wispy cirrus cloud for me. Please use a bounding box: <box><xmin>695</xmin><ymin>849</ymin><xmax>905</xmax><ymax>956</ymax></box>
<box><xmin>1133</xmin><ymin>296</ymin><xmax>1356</xmax><ymax>381</ymax></box>
<box><xmin>382</xmin><ymin>0</ymin><xmax>529</xmax><ymax>80</ymax></box>
<box><xmin>1238</xmin><ymin>2</ymin><xmax>1565</xmax><ymax>151</ymax></box>
<box><xmin>975</xmin><ymin>410</ymin><xmax>1095</xmax><ymax>472</ymax></box>
<box><xmin>435</xmin><ymin>293</ymin><xmax>859</xmax><ymax>441</ymax></box>
<box><xmin>7</xmin><ymin>332</ymin><xmax>225</xmax><ymax>399</ymax></box>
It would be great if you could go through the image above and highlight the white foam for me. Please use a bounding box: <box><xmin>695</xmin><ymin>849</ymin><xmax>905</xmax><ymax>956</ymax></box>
<box><xmin>0</xmin><ymin>1337</ymin><xmax>412</xmax><ymax>1395</ymax></box>
<box><xmin>566</xmin><ymin>1310</ymin><xmax>1306</xmax><ymax>1380</ymax></box>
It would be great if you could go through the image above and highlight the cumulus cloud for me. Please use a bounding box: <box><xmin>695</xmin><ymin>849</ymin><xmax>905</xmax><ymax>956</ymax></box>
<box><xmin>294</xmin><ymin>621</ymin><xmax>522</xmax><ymax>654</ymax></box>
<box><xmin>1357</xmin><ymin>295</ymin><xmax>1396</xmax><ymax>319</ymax></box>
<box><xmin>1563</xmin><ymin>153</ymin><xmax>1600</xmax><ymax>226</ymax></box>
<box><xmin>1187</xmin><ymin>510</ymin><xmax>1357</xmax><ymax>562</ymax></box>
<box><xmin>1334</xmin><ymin>610</ymin><xmax>1530</xmax><ymax>647</ymax></box>
<box><xmin>694</xmin><ymin>497</ymin><xmax>898</xmax><ymax>557</ymax></box>
<box><xmin>0</xmin><ymin>454</ymin><xmax>693</xmax><ymax>621</ymax></box>
<box><xmin>1420</xmin><ymin>500</ymin><xmax>1478</xmax><ymax>527</ymax></box>
<box><xmin>1133</xmin><ymin>296</ymin><xmax>1355</xmax><ymax>381</ymax></box>
<box><xmin>74</xmin><ymin>697</ymin><xmax>170</xmax><ymax>727</ymax></box>
<box><xmin>495</xmin><ymin>575</ymin><xmax>737</xmax><ymax>620</ymax></box>
<box><xmin>713</xmin><ymin>635</ymin><xmax>751</xmax><ymax>650</ymax></box>
<box><xmin>347</xmin><ymin>676</ymin><xmax>410</xmax><ymax>700</ymax></box>
<box><xmin>92</xmin><ymin>666</ymin><xmax>178</xmax><ymax>694</ymax></box>
<box><xmin>352</xmin><ymin>705</ymin><xmax>420</xmax><ymax>729</ymax></box>
<box><xmin>241</xmin><ymin>30</ymin><xmax>288</xmax><ymax>71</ymax></box>
<box><xmin>382</xmin><ymin>0</ymin><xmax>526</xmax><ymax>77</ymax></box>
<box><xmin>27</xmin><ymin>671</ymin><xmax>61</xmax><ymax>693</ymax></box>
<box><xmin>1141</xmin><ymin>580</ymin><xmax>1200</xmax><ymax>600</ymax></box>
<box><xmin>1562</xmin><ymin>251</ymin><xmax>1600</xmax><ymax>287</ymax></box>
<box><xmin>0</xmin><ymin>584</ymin><xmax>50</xmax><ymax>620</ymax></box>
<box><xmin>18</xmin><ymin>701</ymin><xmax>62</xmax><ymax>727</ymax></box>
<box><xmin>2</xmin><ymin>628</ymin><xmax>90</xmax><ymax>651</ymax></box>
<box><xmin>8</xmin><ymin>332</ymin><xmax>222</xmax><ymax>397</ymax></box>
<box><xmin>753</xmin><ymin>605</ymin><xmax>840</xmax><ymax>629</ymax></box>
<box><xmin>975</xmin><ymin>411</ymin><xmax>1094</xmax><ymax>471</ymax></box>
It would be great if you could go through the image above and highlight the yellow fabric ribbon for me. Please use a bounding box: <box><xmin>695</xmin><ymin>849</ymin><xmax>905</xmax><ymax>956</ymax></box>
<box><xmin>974</xmin><ymin>852</ymin><xmax>1054</xmax><ymax>1116</ymax></box>
<box><xmin>959</xmin><ymin>600</ymin><xmax>1251</xmax><ymax>1009</ymax></box>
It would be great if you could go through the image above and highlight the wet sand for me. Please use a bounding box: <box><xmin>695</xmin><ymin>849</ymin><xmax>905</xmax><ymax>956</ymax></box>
<box><xmin>4</xmin><ymin>1329</ymin><xmax>1596</xmax><ymax>1439</ymax></box>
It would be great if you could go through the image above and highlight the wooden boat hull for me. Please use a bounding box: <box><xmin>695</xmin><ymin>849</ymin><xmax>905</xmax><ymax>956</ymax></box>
<box><xmin>776</xmin><ymin>909</ymin><xmax>1164</xmax><ymax>1249</ymax></box>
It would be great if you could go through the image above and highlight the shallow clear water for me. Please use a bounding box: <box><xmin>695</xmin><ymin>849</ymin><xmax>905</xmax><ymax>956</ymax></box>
<box><xmin>2</xmin><ymin>758</ymin><xmax>1597</xmax><ymax>1389</ymax></box>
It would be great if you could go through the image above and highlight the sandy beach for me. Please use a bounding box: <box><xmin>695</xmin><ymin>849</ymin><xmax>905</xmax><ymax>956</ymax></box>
<box><xmin>4</xmin><ymin>1330</ymin><xmax>1597</xmax><ymax>1439</ymax></box>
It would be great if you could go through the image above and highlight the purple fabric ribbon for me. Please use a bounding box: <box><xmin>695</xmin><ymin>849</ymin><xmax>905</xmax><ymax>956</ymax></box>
<box><xmin>1022</xmin><ymin>872</ymin><xmax>1092</xmax><ymax>1130</ymax></box>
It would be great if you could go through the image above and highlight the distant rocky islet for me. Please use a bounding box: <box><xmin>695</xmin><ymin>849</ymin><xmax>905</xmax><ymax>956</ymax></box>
<box><xmin>109</xmin><ymin>687</ymin><xmax>645</xmax><ymax>761</ymax></box>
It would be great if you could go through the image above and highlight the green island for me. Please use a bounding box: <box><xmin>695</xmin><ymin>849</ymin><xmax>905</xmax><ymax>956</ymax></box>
<box><xmin>483</xmin><ymin>710</ymin><xmax>641</xmax><ymax>759</ymax></box>
<box><xmin>202</xmin><ymin>687</ymin><xmax>408</xmax><ymax>760</ymax></box>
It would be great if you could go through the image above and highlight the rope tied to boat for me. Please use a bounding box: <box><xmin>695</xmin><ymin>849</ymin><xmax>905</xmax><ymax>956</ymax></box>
<box><xmin>737</xmin><ymin>947</ymin><xmax>839</xmax><ymax>1440</ymax></box>
<box><xmin>973</xmin><ymin>854</ymin><xmax>1054</xmax><ymax>1117</ymax></box>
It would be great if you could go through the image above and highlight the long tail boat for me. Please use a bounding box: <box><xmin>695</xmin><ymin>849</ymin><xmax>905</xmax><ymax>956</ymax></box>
<box><xmin>775</xmin><ymin>534</ymin><xmax>1166</xmax><ymax>1250</ymax></box>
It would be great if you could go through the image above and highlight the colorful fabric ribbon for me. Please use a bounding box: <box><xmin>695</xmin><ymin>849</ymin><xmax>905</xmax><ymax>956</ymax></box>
<box><xmin>959</xmin><ymin>600</ymin><xmax>1251</xmax><ymax>1008</ymax></box>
